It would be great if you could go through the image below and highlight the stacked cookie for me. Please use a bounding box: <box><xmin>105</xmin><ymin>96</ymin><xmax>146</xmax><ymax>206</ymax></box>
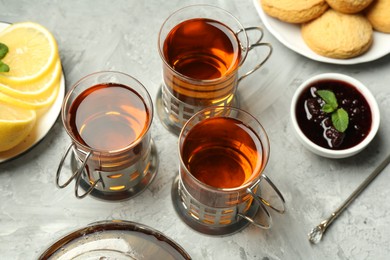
<box><xmin>260</xmin><ymin>0</ymin><xmax>390</xmax><ymax>59</ymax></box>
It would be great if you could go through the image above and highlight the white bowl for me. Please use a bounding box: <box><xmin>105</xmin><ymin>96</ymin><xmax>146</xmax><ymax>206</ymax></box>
<box><xmin>290</xmin><ymin>73</ymin><xmax>380</xmax><ymax>159</ymax></box>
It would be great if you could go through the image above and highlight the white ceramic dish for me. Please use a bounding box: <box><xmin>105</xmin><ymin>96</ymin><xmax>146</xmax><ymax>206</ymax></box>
<box><xmin>0</xmin><ymin>22</ymin><xmax>65</xmax><ymax>163</ymax></box>
<box><xmin>290</xmin><ymin>73</ymin><xmax>380</xmax><ymax>158</ymax></box>
<box><xmin>253</xmin><ymin>0</ymin><xmax>390</xmax><ymax>65</ymax></box>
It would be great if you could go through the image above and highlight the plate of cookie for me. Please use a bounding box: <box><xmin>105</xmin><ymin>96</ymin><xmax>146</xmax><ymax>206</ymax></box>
<box><xmin>253</xmin><ymin>0</ymin><xmax>390</xmax><ymax>65</ymax></box>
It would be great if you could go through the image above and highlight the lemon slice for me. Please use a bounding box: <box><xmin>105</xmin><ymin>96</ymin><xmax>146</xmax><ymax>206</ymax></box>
<box><xmin>0</xmin><ymin>21</ymin><xmax>59</xmax><ymax>84</ymax></box>
<box><xmin>0</xmin><ymin>60</ymin><xmax>61</xmax><ymax>99</ymax></box>
<box><xmin>0</xmin><ymin>103</ymin><xmax>36</xmax><ymax>152</ymax></box>
<box><xmin>0</xmin><ymin>78</ymin><xmax>60</xmax><ymax>110</ymax></box>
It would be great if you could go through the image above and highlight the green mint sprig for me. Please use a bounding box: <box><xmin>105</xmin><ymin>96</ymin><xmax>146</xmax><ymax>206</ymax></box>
<box><xmin>317</xmin><ymin>90</ymin><xmax>349</xmax><ymax>132</ymax></box>
<box><xmin>0</xmin><ymin>42</ymin><xmax>10</xmax><ymax>72</ymax></box>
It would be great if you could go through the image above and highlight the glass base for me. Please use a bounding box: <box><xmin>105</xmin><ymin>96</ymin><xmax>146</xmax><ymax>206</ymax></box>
<box><xmin>71</xmin><ymin>140</ymin><xmax>159</xmax><ymax>202</ymax></box>
<box><xmin>171</xmin><ymin>175</ymin><xmax>258</xmax><ymax>236</ymax></box>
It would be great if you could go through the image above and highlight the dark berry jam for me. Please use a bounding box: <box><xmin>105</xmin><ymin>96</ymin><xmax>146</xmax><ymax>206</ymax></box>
<box><xmin>295</xmin><ymin>79</ymin><xmax>372</xmax><ymax>150</ymax></box>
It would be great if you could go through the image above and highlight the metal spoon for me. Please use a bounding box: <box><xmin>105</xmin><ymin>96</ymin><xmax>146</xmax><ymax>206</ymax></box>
<box><xmin>308</xmin><ymin>153</ymin><xmax>390</xmax><ymax>244</ymax></box>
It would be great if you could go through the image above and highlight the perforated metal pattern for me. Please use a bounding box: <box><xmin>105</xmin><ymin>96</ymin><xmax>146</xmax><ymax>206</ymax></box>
<box><xmin>70</xmin><ymin>141</ymin><xmax>158</xmax><ymax>201</ymax></box>
<box><xmin>76</xmin><ymin>144</ymin><xmax>153</xmax><ymax>193</ymax></box>
<box><xmin>161</xmin><ymin>84</ymin><xmax>234</xmax><ymax>130</ymax></box>
<box><xmin>177</xmin><ymin>179</ymin><xmax>253</xmax><ymax>227</ymax></box>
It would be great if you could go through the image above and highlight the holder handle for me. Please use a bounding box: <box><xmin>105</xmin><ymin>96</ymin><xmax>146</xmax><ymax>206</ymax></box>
<box><xmin>248</xmin><ymin>174</ymin><xmax>286</xmax><ymax>214</ymax></box>
<box><xmin>74</xmin><ymin>169</ymin><xmax>102</xmax><ymax>199</ymax></box>
<box><xmin>238</xmin><ymin>201</ymin><xmax>272</xmax><ymax>229</ymax></box>
<box><xmin>56</xmin><ymin>143</ymin><xmax>83</xmax><ymax>188</ymax></box>
<box><xmin>237</xmin><ymin>26</ymin><xmax>273</xmax><ymax>84</ymax></box>
<box><xmin>238</xmin><ymin>174</ymin><xmax>286</xmax><ymax>229</ymax></box>
<box><xmin>56</xmin><ymin>142</ymin><xmax>102</xmax><ymax>199</ymax></box>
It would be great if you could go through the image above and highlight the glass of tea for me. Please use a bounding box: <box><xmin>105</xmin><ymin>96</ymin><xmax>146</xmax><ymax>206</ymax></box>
<box><xmin>172</xmin><ymin>106</ymin><xmax>285</xmax><ymax>235</ymax></box>
<box><xmin>156</xmin><ymin>4</ymin><xmax>273</xmax><ymax>135</ymax></box>
<box><xmin>56</xmin><ymin>71</ymin><xmax>158</xmax><ymax>201</ymax></box>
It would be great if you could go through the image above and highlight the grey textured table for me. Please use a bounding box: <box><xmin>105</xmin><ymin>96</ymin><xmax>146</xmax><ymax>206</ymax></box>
<box><xmin>1</xmin><ymin>1</ymin><xmax>390</xmax><ymax>259</ymax></box>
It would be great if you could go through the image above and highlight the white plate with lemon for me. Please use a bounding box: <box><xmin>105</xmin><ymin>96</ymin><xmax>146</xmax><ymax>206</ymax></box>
<box><xmin>0</xmin><ymin>21</ymin><xmax>65</xmax><ymax>163</ymax></box>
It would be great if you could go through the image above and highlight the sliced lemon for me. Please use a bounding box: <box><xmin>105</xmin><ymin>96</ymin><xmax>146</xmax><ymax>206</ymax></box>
<box><xmin>0</xmin><ymin>78</ymin><xmax>60</xmax><ymax>110</ymax></box>
<box><xmin>0</xmin><ymin>103</ymin><xmax>36</xmax><ymax>152</ymax></box>
<box><xmin>0</xmin><ymin>60</ymin><xmax>61</xmax><ymax>99</ymax></box>
<box><xmin>0</xmin><ymin>21</ymin><xmax>59</xmax><ymax>84</ymax></box>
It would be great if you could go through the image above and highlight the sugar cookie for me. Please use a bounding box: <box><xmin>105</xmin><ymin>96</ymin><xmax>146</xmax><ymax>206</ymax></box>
<box><xmin>301</xmin><ymin>9</ymin><xmax>373</xmax><ymax>59</ymax></box>
<box><xmin>325</xmin><ymin>0</ymin><xmax>374</xmax><ymax>14</ymax></box>
<box><xmin>365</xmin><ymin>0</ymin><xmax>390</xmax><ymax>33</ymax></box>
<box><xmin>260</xmin><ymin>0</ymin><xmax>329</xmax><ymax>23</ymax></box>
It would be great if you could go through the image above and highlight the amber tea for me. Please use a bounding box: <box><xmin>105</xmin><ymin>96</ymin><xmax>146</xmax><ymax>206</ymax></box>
<box><xmin>162</xmin><ymin>18</ymin><xmax>241</xmax><ymax>105</ymax></box>
<box><xmin>163</xmin><ymin>18</ymin><xmax>241</xmax><ymax>80</ymax></box>
<box><xmin>181</xmin><ymin>117</ymin><xmax>263</xmax><ymax>189</ymax></box>
<box><xmin>67</xmin><ymin>83</ymin><xmax>150</xmax><ymax>152</ymax></box>
<box><xmin>157</xmin><ymin>5</ymin><xmax>272</xmax><ymax>135</ymax></box>
<box><xmin>174</xmin><ymin>106</ymin><xmax>285</xmax><ymax>234</ymax></box>
<box><xmin>57</xmin><ymin>71</ymin><xmax>158</xmax><ymax>200</ymax></box>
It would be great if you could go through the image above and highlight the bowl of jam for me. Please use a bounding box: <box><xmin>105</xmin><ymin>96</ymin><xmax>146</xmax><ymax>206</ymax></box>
<box><xmin>291</xmin><ymin>73</ymin><xmax>380</xmax><ymax>158</ymax></box>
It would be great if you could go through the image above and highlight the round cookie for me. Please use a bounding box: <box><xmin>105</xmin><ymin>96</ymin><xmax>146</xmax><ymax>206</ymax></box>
<box><xmin>365</xmin><ymin>0</ymin><xmax>390</xmax><ymax>33</ymax></box>
<box><xmin>260</xmin><ymin>0</ymin><xmax>329</xmax><ymax>23</ymax></box>
<box><xmin>301</xmin><ymin>9</ymin><xmax>373</xmax><ymax>59</ymax></box>
<box><xmin>325</xmin><ymin>0</ymin><xmax>374</xmax><ymax>14</ymax></box>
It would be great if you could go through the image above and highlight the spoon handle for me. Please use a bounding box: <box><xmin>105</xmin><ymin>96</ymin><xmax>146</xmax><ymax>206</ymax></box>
<box><xmin>309</xmin><ymin>153</ymin><xmax>390</xmax><ymax>243</ymax></box>
<box><xmin>331</xmin><ymin>153</ymin><xmax>390</xmax><ymax>222</ymax></box>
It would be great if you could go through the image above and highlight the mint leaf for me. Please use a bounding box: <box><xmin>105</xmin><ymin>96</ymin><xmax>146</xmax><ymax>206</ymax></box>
<box><xmin>0</xmin><ymin>42</ymin><xmax>8</xmax><ymax>59</ymax></box>
<box><xmin>332</xmin><ymin>108</ymin><xmax>349</xmax><ymax>133</ymax></box>
<box><xmin>0</xmin><ymin>42</ymin><xmax>9</xmax><ymax>72</ymax></box>
<box><xmin>316</xmin><ymin>89</ymin><xmax>349</xmax><ymax>133</ymax></box>
<box><xmin>0</xmin><ymin>61</ymin><xmax>9</xmax><ymax>72</ymax></box>
<box><xmin>317</xmin><ymin>90</ymin><xmax>338</xmax><ymax>112</ymax></box>
<box><xmin>322</xmin><ymin>103</ymin><xmax>335</xmax><ymax>113</ymax></box>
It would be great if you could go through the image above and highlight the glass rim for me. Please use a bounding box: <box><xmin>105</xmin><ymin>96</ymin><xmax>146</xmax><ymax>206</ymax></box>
<box><xmin>61</xmin><ymin>70</ymin><xmax>154</xmax><ymax>154</ymax></box>
<box><xmin>157</xmin><ymin>4</ymin><xmax>250</xmax><ymax>84</ymax></box>
<box><xmin>178</xmin><ymin>106</ymin><xmax>270</xmax><ymax>193</ymax></box>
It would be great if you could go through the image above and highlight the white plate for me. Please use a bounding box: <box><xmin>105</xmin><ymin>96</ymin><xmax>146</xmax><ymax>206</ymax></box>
<box><xmin>0</xmin><ymin>22</ymin><xmax>65</xmax><ymax>163</ymax></box>
<box><xmin>253</xmin><ymin>0</ymin><xmax>390</xmax><ymax>65</ymax></box>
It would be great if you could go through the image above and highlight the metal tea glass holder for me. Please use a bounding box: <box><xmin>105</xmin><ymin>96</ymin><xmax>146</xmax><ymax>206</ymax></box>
<box><xmin>171</xmin><ymin>174</ymin><xmax>285</xmax><ymax>236</ymax></box>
